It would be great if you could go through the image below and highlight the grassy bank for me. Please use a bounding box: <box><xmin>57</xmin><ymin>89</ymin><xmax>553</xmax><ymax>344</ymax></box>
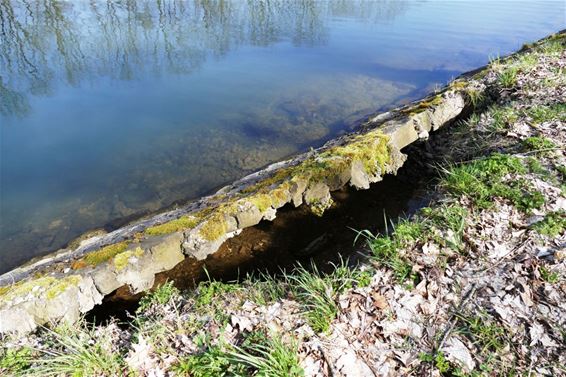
<box><xmin>1</xmin><ymin>34</ymin><xmax>565</xmax><ymax>376</ymax></box>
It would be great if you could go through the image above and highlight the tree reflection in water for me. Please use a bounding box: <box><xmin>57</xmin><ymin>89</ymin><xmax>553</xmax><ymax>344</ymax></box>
<box><xmin>0</xmin><ymin>0</ymin><xmax>408</xmax><ymax>117</ymax></box>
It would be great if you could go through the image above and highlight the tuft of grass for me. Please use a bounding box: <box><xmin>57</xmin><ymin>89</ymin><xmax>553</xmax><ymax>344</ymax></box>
<box><xmin>516</xmin><ymin>53</ymin><xmax>538</xmax><ymax>72</ymax></box>
<box><xmin>489</xmin><ymin>106</ymin><xmax>518</xmax><ymax>132</ymax></box>
<box><xmin>244</xmin><ymin>272</ymin><xmax>286</xmax><ymax>306</ymax></box>
<box><xmin>174</xmin><ymin>342</ymin><xmax>246</xmax><ymax>377</ymax></box>
<box><xmin>195</xmin><ymin>278</ymin><xmax>241</xmax><ymax>309</ymax></box>
<box><xmin>497</xmin><ymin>66</ymin><xmax>518</xmax><ymax>88</ymax></box>
<box><xmin>25</xmin><ymin>320</ymin><xmax>126</xmax><ymax>376</ymax></box>
<box><xmin>532</xmin><ymin>211</ymin><xmax>566</xmax><ymax>237</ymax></box>
<box><xmin>228</xmin><ymin>334</ymin><xmax>304</xmax><ymax>377</ymax></box>
<box><xmin>456</xmin><ymin>311</ymin><xmax>507</xmax><ymax>354</ymax></box>
<box><xmin>175</xmin><ymin>333</ymin><xmax>303</xmax><ymax>377</ymax></box>
<box><xmin>137</xmin><ymin>280</ymin><xmax>180</xmax><ymax>313</ymax></box>
<box><xmin>421</xmin><ymin>205</ymin><xmax>467</xmax><ymax>250</ymax></box>
<box><xmin>359</xmin><ymin>230</ymin><xmax>415</xmax><ymax>283</ymax></box>
<box><xmin>525</xmin><ymin>157</ymin><xmax>548</xmax><ymax>176</ymax></box>
<box><xmin>466</xmin><ymin>88</ymin><xmax>485</xmax><ymax>108</ymax></box>
<box><xmin>285</xmin><ymin>263</ymin><xmax>340</xmax><ymax>333</ymax></box>
<box><xmin>540</xmin><ymin>39</ymin><xmax>565</xmax><ymax>55</ymax></box>
<box><xmin>393</xmin><ymin>219</ymin><xmax>426</xmax><ymax>245</ymax></box>
<box><xmin>419</xmin><ymin>352</ymin><xmax>456</xmax><ymax>374</ymax></box>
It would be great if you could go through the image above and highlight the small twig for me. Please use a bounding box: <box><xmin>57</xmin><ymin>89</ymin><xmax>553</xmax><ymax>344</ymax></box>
<box><xmin>317</xmin><ymin>343</ymin><xmax>336</xmax><ymax>377</ymax></box>
<box><xmin>436</xmin><ymin>283</ymin><xmax>477</xmax><ymax>352</ymax></box>
<box><xmin>481</xmin><ymin>236</ymin><xmax>531</xmax><ymax>274</ymax></box>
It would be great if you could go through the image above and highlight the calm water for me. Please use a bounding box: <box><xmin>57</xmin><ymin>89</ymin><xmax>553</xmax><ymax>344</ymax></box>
<box><xmin>0</xmin><ymin>0</ymin><xmax>564</xmax><ymax>273</ymax></box>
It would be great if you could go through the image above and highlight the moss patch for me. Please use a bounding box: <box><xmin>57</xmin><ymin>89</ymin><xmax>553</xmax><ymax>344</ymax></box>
<box><xmin>401</xmin><ymin>94</ymin><xmax>444</xmax><ymax>115</ymax></box>
<box><xmin>145</xmin><ymin>215</ymin><xmax>200</xmax><ymax>236</ymax></box>
<box><xmin>0</xmin><ymin>275</ymin><xmax>81</xmax><ymax>302</ymax></box>
<box><xmin>199</xmin><ymin>214</ymin><xmax>229</xmax><ymax>241</ymax></box>
<box><xmin>295</xmin><ymin>131</ymin><xmax>391</xmax><ymax>186</ymax></box>
<box><xmin>71</xmin><ymin>241</ymin><xmax>130</xmax><ymax>270</ymax></box>
<box><xmin>113</xmin><ymin>247</ymin><xmax>145</xmax><ymax>271</ymax></box>
<box><xmin>248</xmin><ymin>193</ymin><xmax>274</xmax><ymax>212</ymax></box>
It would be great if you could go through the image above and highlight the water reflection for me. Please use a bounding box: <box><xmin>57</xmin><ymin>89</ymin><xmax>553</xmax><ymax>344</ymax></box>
<box><xmin>0</xmin><ymin>0</ymin><xmax>409</xmax><ymax>117</ymax></box>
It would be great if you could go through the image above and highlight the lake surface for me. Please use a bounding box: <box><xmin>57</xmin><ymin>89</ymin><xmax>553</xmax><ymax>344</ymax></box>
<box><xmin>0</xmin><ymin>0</ymin><xmax>564</xmax><ymax>273</ymax></box>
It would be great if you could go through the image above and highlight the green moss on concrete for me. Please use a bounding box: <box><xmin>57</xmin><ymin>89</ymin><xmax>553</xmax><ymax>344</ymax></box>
<box><xmin>113</xmin><ymin>247</ymin><xmax>145</xmax><ymax>271</ymax></box>
<box><xmin>402</xmin><ymin>95</ymin><xmax>444</xmax><ymax>115</ymax></box>
<box><xmin>248</xmin><ymin>193</ymin><xmax>273</xmax><ymax>212</ymax></box>
<box><xmin>145</xmin><ymin>215</ymin><xmax>200</xmax><ymax>236</ymax></box>
<box><xmin>0</xmin><ymin>275</ymin><xmax>81</xmax><ymax>302</ymax></box>
<box><xmin>240</xmin><ymin>168</ymin><xmax>293</xmax><ymax>194</ymax></box>
<box><xmin>45</xmin><ymin>276</ymin><xmax>81</xmax><ymax>300</ymax></box>
<box><xmin>199</xmin><ymin>214</ymin><xmax>229</xmax><ymax>241</ymax></box>
<box><xmin>332</xmin><ymin>132</ymin><xmax>390</xmax><ymax>176</ymax></box>
<box><xmin>309</xmin><ymin>198</ymin><xmax>334</xmax><ymax>217</ymax></box>
<box><xmin>71</xmin><ymin>241</ymin><xmax>130</xmax><ymax>269</ymax></box>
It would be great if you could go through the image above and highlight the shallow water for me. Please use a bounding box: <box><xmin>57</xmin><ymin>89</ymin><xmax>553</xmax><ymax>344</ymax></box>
<box><xmin>0</xmin><ymin>0</ymin><xmax>564</xmax><ymax>273</ymax></box>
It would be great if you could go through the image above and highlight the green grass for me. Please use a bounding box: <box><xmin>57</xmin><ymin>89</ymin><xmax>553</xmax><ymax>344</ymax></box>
<box><xmin>358</xmin><ymin>230</ymin><xmax>415</xmax><ymax>283</ymax></box>
<box><xmin>541</xmin><ymin>39</ymin><xmax>565</xmax><ymax>55</ymax></box>
<box><xmin>489</xmin><ymin>106</ymin><xmax>518</xmax><ymax>132</ymax></box>
<box><xmin>441</xmin><ymin>154</ymin><xmax>544</xmax><ymax>212</ymax></box>
<box><xmin>23</xmin><ymin>321</ymin><xmax>127</xmax><ymax>376</ymax></box>
<box><xmin>195</xmin><ymin>279</ymin><xmax>241</xmax><ymax>309</ymax></box>
<box><xmin>525</xmin><ymin>103</ymin><xmax>566</xmax><ymax>123</ymax></box>
<box><xmin>466</xmin><ymin>88</ymin><xmax>485</xmax><ymax>108</ymax></box>
<box><xmin>421</xmin><ymin>205</ymin><xmax>468</xmax><ymax>251</ymax></box>
<box><xmin>525</xmin><ymin>157</ymin><xmax>548</xmax><ymax>176</ymax></box>
<box><xmin>393</xmin><ymin>219</ymin><xmax>426</xmax><ymax>245</ymax></box>
<box><xmin>532</xmin><ymin>211</ymin><xmax>566</xmax><ymax>237</ymax></box>
<box><xmin>174</xmin><ymin>333</ymin><xmax>303</xmax><ymax>377</ymax></box>
<box><xmin>228</xmin><ymin>334</ymin><xmax>304</xmax><ymax>377</ymax></box>
<box><xmin>419</xmin><ymin>352</ymin><xmax>457</xmax><ymax>375</ymax></box>
<box><xmin>0</xmin><ymin>347</ymin><xmax>32</xmax><ymax>374</ymax></box>
<box><xmin>456</xmin><ymin>311</ymin><xmax>507</xmax><ymax>354</ymax></box>
<box><xmin>175</xmin><ymin>341</ymin><xmax>247</xmax><ymax>377</ymax></box>
<box><xmin>244</xmin><ymin>272</ymin><xmax>286</xmax><ymax>306</ymax></box>
<box><xmin>522</xmin><ymin>136</ymin><xmax>558</xmax><ymax>155</ymax></box>
<box><xmin>515</xmin><ymin>53</ymin><xmax>538</xmax><ymax>72</ymax></box>
<box><xmin>539</xmin><ymin>266</ymin><xmax>559</xmax><ymax>284</ymax></box>
<box><xmin>285</xmin><ymin>263</ymin><xmax>341</xmax><ymax>333</ymax></box>
<box><xmin>498</xmin><ymin>66</ymin><xmax>518</xmax><ymax>88</ymax></box>
<box><xmin>137</xmin><ymin>280</ymin><xmax>179</xmax><ymax>312</ymax></box>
